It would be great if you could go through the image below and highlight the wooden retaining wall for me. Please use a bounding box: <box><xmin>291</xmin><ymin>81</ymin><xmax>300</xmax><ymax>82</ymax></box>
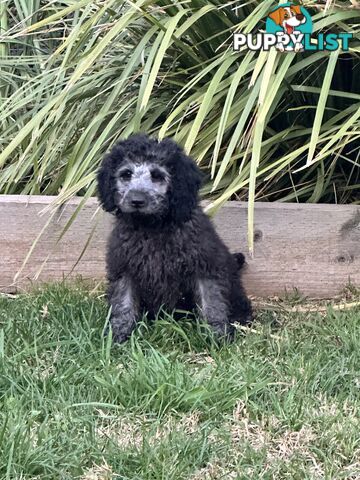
<box><xmin>0</xmin><ymin>195</ymin><xmax>359</xmax><ymax>298</ymax></box>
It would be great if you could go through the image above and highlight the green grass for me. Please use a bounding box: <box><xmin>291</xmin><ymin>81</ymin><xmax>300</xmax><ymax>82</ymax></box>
<box><xmin>0</xmin><ymin>284</ymin><xmax>359</xmax><ymax>479</ymax></box>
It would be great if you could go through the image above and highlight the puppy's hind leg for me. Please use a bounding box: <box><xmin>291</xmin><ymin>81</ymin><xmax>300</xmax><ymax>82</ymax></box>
<box><xmin>107</xmin><ymin>276</ymin><xmax>139</xmax><ymax>343</ymax></box>
<box><xmin>196</xmin><ymin>278</ymin><xmax>235</xmax><ymax>340</ymax></box>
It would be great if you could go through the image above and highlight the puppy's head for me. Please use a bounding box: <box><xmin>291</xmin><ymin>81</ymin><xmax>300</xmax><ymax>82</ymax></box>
<box><xmin>268</xmin><ymin>5</ymin><xmax>305</xmax><ymax>33</ymax></box>
<box><xmin>97</xmin><ymin>134</ymin><xmax>202</xmax><ymax>224</ymax></box>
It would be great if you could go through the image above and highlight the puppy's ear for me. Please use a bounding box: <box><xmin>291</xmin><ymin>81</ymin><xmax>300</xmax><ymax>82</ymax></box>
<box><xmin>97</xmin><ymin>153</ymin><xmax>117</xmax><ymax>213</ymax></box>
<box><xmin>97</xmin><ymin>142</ymin><xmax>128</xmax><ymax>213</ymax></box>
<box><xmin>268</xmin><ymin>8</ymin><xmax>282</xmax><ymax>25</ymax></box>
<box><xmin>291</xmin><ymin>5</ymin><xmax>302</xmax><ymax>14</ymax></box>
<box><xmin>166</xmin><ymin>143</ymin><xmax>203</xmax><ymax>223</ymax></box>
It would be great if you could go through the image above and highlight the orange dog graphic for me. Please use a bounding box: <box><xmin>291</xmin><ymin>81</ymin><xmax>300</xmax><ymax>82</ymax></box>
<box><xmin>268</xmin><ymin>5</ymin><xmax>306</xmax><ymax>51</ymax></box>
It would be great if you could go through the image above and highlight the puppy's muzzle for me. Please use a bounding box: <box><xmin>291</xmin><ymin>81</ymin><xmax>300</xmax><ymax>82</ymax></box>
<box><xmin>126</xmin><ymin>190</ymin><xmax>149</xmax><ymax>210</ymax></box>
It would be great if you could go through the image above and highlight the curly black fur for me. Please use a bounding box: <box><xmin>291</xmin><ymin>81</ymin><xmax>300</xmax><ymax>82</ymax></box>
<box><xmin>97</xmin><ymin>134</ymin><xmax>252</xmax><ymax>343</ymax></box>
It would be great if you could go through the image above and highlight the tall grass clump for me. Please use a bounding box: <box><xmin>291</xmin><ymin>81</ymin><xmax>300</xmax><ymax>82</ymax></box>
<box><xmin>0</xmin><ymin>1</ymin><xmax>359</xmax><ymax>249</ymax></box>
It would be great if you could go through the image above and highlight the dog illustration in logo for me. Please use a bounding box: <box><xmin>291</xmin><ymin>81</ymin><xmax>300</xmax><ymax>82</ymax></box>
<box><xmin>268</xmin><ymin>5</ymin><xmax>306</xmax><ymax>52</ymax></box>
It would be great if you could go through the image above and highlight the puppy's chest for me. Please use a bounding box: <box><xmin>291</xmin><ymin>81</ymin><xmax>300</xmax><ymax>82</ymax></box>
<box><xmin>123</xmin><ymin>230</ymin><xmax>196</xmax><ymax>287</ymax></box>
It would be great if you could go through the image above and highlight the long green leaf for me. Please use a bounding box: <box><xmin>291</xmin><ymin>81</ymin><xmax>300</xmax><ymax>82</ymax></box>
<box><xmin>305</xmin><ymin>50</ymin><xmax>339</xmax><ymax>167</ymax></box>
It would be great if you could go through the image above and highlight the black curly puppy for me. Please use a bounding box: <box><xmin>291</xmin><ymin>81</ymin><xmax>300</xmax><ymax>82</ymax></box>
<box><xmin>97</xmin><ymin>134</ymin><xmax>251</xmax><ymax>343</ymax></box>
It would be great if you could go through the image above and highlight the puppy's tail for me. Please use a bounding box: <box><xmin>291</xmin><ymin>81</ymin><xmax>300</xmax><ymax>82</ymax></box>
<box><xmin>233</xmin><ymin>252</ymin><xmax>246</xmax><ymax>270</ymax></box>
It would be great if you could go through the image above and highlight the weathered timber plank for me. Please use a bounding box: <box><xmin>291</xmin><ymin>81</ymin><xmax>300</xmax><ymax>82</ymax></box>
<box><xmin>0</xmin><ymin>195</ymin><xmax>359</xmax><ymax>297</ymax></box>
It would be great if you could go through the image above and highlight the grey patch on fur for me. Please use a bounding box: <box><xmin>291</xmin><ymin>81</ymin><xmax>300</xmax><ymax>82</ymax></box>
<box><xmin>197</xmin><ymin>278</ymin><xmax>231</xmax><ymax>335</ymax></box>
<box><xmin>108</xmin><ymin>276</ymin><xmax>139</xmax><ymax>343</ymax></box>
<box><xmin>115</xmin><ymin>161</ymin><xmax>170</xmax><ymax>215</ymax></box>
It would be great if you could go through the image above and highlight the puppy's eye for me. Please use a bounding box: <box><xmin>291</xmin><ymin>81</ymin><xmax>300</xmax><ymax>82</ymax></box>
<box><xmin>119</xmin><ymin>169</ymin><xmax>132</xmax><ymax>180</ymax></box>
<box><xmin>151</xmin><ymin>169</ymin><xmax>165</xmax><ymax>182</ymax></box>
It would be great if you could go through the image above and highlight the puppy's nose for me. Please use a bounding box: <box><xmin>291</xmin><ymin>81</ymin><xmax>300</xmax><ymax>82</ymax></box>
<box><xmin>296</xmin><ymin>13</ymin><xmax>304</xmax><ymax>20</ymax></box>
<box><xmin>128</xmin><ymin>191</ymin><xmax>147</xmax><ymax>209</ymax></box>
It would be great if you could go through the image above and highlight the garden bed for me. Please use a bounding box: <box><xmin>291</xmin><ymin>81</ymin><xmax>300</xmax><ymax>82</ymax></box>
<box><xmin>0</xmin><ymin>195</ymin><xmax>359</xmax><ymax>297</ymax></box>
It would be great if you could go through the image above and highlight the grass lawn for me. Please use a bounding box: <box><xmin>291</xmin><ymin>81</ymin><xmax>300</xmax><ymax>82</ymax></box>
<box><xmin>0</xmin><ymin>284</ymin><xmax>359</xmax><ymax>480</ymax></box>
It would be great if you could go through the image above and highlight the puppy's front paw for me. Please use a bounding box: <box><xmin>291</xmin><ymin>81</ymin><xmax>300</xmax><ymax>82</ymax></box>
<box><xmin>104</xmin><ymin>317</ymin><xmax>132</xmax><ymax>344</ymax></box>
<box><xmin>112</xmin><ymin>331</ymin><xmax>130</xmax><ymax>344</ymax></box>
